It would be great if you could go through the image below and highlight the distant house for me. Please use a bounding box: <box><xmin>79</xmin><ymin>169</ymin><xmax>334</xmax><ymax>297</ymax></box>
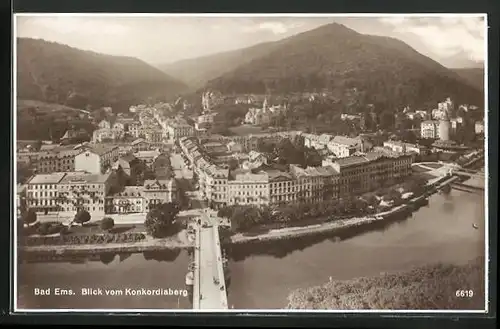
<box><xmin>60</xmin><ymin>128</ymin><xmax>88</xmax><ymax>143</ymax></box>
<box><xmin>112</xmin><ymin>153</ymin><xmax>140</xmax><ymax>176</ymax></box>
<box><xmin>98</xmin><ymin>120</ymin><xmax>111</xmax><ymax>129</ymax></box>
<box><xmin>131</xmin><ymin>138</ymin><xmax>150</xmax><ymax>152</ymax></box>
<box><xmin>134</xmin><ymin>150</ymin><xmax>161</xmax><ymax>166</ymax></box>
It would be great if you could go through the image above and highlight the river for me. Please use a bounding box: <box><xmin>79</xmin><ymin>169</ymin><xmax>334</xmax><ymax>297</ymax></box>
<box><xmin>17</xmin><ymin>185</ymin><xmax>485</xmax><ymax>310</ymax></box>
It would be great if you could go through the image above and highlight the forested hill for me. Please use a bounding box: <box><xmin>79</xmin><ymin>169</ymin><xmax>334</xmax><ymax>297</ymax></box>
<box><xmin>452</xmin><ymin>68</ymin><xmax>484</xmax><ymax>91</ymax></box>
<box><xmin>17</xmin><ymin>38</ymin><xmax>188</xmax><ymax>112</ymax></box>
<box><xmin>202</xmin><ymin>23</ymin><xmax>483</xmax><ymax>109</ymax></box>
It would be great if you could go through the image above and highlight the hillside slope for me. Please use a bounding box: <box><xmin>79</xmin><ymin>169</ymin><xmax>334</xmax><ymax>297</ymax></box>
<box><xmin>204</xmin><ymin>23</ymin><xmax>483</xmax><ymax>108</ymax></box>
<box><xmin>159</xmin><ymin>41</ymin><xmax>280</xmax><ymax>89</ymax></box>
<box><xmin>452</xmin><ymin>68</ymin><xmax>484</xmax><ymax>91</ymax></box>
<box><xmin>17</xmin><ymin>38</ymin><xmax>188</xmax><ymax>112</ymax></box>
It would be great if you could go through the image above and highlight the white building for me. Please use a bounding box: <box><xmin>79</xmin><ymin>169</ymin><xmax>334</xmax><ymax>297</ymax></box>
<box><xmin>25</xmin><ymin>172</ymin><xmax>67</xmax><ymax>215</ymax></box>
<box><xmin>98</xmin><ymin>120</ymin><xmax>111</xmax><ymax>129</ymax></box>
<box><xmin>327</xmin><ymin>136</ymin><xmax>360</xmax><ymax>158</ymax></box>
<box><xmin>74</xmin><ymin>146</ymin><xmax>120</xmax><ymax>174</ymax></box>
<box><xmin>420</xmin><ymin>120</ymin><xmax>439</xmax><ymax>139</ymax></box>
<box><xmin>475</xmin><ymin>121</ymin><xmax>485</xmax><ymax>134</ymax></box>
<box><xmin>57</xmin><ymin>171</ymin><xmax>114</xmax><ymax>218</ymax></box>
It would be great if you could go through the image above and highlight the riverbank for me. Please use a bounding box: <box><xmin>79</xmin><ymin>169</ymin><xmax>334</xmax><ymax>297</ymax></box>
<box><xmin>19</xmin><ymin>230</ymin><xmax>194</xmax><ymax>257</ymax></box>
<box><xmin>230</xmin><ymin>175</ymin><xmax>458</xmax><ymax>245</ymax></box>
<box><xmin>285</xmin><ymin>256</ymin><xmax>485</xmax><ymax>310</ymax></box>
<box><xmin>20</xmin><ymin>175</ymin><xmax>458</xmax><ymax>257</ymax></box>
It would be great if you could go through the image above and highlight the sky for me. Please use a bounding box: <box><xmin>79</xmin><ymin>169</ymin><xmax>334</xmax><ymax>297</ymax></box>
<box><xmin>15</xmin><ymin>14</ymin><xmax>486</xmax><ymax>68</ymax></box>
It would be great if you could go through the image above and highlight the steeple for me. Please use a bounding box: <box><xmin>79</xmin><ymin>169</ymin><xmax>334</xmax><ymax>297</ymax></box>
<box><xmin>263</xmin><ymin>97</ymin><xmax>268</xmax><ymax>111</ymax></box>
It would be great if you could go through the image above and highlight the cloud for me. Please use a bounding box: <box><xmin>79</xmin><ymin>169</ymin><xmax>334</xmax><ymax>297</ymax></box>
<box><xmin>28</xmin><ymin>17</ymin><xmax>130</xmax><ymax>36</ymax></box>
<box><xmin>379</xmin><ymin>16</ymin><xmax>485</xmax><ymax>62</ymax></box>
<box><xmin>242</xmin><ymin>21</ymin><xmax>304</xmax><ymax>35</ymax></box>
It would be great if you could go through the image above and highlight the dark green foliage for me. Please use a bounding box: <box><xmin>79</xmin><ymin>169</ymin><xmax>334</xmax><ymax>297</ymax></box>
<box><xmin>144</xmin><ymin>202</ymin><xmax>181</xmax><ymax>238</ymax></box>
<box><xmin>21</xmin><ymin>232</ymin><xmax>146</xmax><ymax>246</ymax></box>
<box><xmin>287</xmin><ymin>257</ymin><xmax>484</xmax><ymax>310</ymax></box>
<box><xmin>452</xmin><ymin>68</ymin><xmax>484</xmax><ymax>91</ymax></box>
<box><xmin>205</xmin><ymin>23</ymin><xmax>482</xmax><ymax>109</ymax></box>
<box><xmin>257</xmin><ymin>137</ymin><xmax>322</xmax><ymax>168</ymax></box>
<box><xmin>17</xmin><ymin>38</ymin><xmax>188</xmax><ymax>112</ymax></box>
<box><xmin>74</xmin><ymin>210</ymin><xmax>91</xmax><ymax>225</ymax></box>
<box><xmin>35</xmin><ymin>222</ymin><xmax>65</xmax><ymax>235</ymax></box>
<box><xmin>22</xmin><ymin>209</ymin><xmax>37</xmax><ymax>225</ymax></box>
<box><xmin>100</xmin><ymin>217</ymin><xmax>115</xmax><ymax>231</ymax></box>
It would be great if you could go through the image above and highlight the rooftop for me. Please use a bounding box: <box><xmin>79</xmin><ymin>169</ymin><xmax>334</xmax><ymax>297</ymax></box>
<box><xmin>59</xmin><ymin>172</ymin><xmax>112</xmax><ymax>184</ymax></box>
<box><xmin>332</xmin><ymin>135</ymin><xmax>360</xmax><ymax>146</ymax></box>
<box><xmin>28</xmin><ymin>172</ymin><xmax>67</xmax><ymax>184</ymax></box>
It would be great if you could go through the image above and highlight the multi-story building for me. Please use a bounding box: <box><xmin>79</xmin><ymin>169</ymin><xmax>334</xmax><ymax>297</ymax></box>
<box><xmin>129</xmin><ymin>122</ymin><xmax>142</xmax><ymax>138</ymax></box>
<box><xmin>105</xmin><ymin>186</ymin><xmax>145</xmax><ymax>214</ymax></box>
<box><xmin>420</xmin><ymin>120</ymin><xmax>440</xmax><ymax>139</ymax></box>
<box><xmin>142</xmin><ymin>179</ymin><xmax>178</xmax><ymax>210</ymax></box>
<box><xmin>25</xmin><ymin>172</ymin><xmax>67</xmax><ymax>215</ymax></box>
<box><xmin>327</xmin><ymin>136</ymin><xmax>360</xmax><ymax>158</ymax></box>
<box><xmin>74</xmin><ymin>145</ymin><xmax>120</xmax><ymax>174</ymax></box>
<box><xmin>112</xmin><ymin>154</ymin><xmax>139</xmax><ymax>176</ymax></box>
<box><xmin>227</xmin><ymin>170</ymin><xmax>269</xmax><ymax>206</ymax></box>
<box><xmin>57</xmin><ymin>171</ymin><xmax>115</xmax><ymax>217</ymax></box>
<box><xmin>167</xmin><ymin>120</ymin><xmax>194</xmax><ymax>140</ymax></box>
<box><xmin>134</xmin><ymin>150</ymin><xmax>160</xmax><ymax>167</ymax></box>
<box><xmin>327</xmin><ymin>150</ymin><xmax>413</xmax><ymax>198</ymax></box>
<box><xmin>92</xmin><ymin>128</ymin><xmax>123</xmax><ymax>143</ymax></box>
<box><xmin>131</xmin><ymin>138</ymin><xmax>150</xmax><ymax>152</ymax></box>
<box><xmin>144</xmin><ymin>129</ymin><xmax>163</xmax><ymax>145</ymax></box>
<box><xmin>36</xmin><ymin>150</ymin><xmax>81</xmax><ymax>174</ymax></box>
<box><xmin>383</xmin><ymin>141</ymin><xmax>426</xmax><ymax>155</ymax></box>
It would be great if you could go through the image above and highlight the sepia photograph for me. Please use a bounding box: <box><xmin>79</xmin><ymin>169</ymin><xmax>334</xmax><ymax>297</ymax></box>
<box><xmin>13</xmin><ymin>13</ymin><xmax>488</xmax><ymax>312</ymax></box>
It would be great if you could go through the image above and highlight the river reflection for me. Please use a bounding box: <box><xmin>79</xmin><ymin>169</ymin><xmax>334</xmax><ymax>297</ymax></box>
<box><xmin>17</xmin><ymin>188</ymin><xmax>485</xmax><ymax>310</ymax></box>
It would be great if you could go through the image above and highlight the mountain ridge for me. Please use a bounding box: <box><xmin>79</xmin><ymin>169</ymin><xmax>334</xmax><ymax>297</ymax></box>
<box><xmin>192</xmin><ymin>23</ymin><xmax>483</xmax><ymax>108</ymax></box>
<box><xmin>17</xmin><ymin>38</ymin><xmax>188</xmax><ymax>112</ymax></box>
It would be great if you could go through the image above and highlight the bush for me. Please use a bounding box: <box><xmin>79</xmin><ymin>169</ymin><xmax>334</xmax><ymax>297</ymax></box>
<box><xmin>101</xmin><ymin>217</ymin><xmax>115</xmax><ymax>231</ymax></box>
<box><xmin>36</xmin><ymin>222</ymin><xmax>64</xmax><ymax>235</ymax></box>
<box><xmin>37</xmin><ymin>222</ymin><xmax>52</xmax><ymax>235</ymax></box>
<box><xmin>21</xmin><ymin>232</ymin><xmax>146</xmax><ymax>246</ymax></box>
<box><xmin>22</xmin><ymin>209</ymin><xmax>37</xmax><ymax>225</ymax></box>
<box><xmin>74</xmin><ymin>210</ymin><xmax>91</xmax><ymax>225</ymax></box>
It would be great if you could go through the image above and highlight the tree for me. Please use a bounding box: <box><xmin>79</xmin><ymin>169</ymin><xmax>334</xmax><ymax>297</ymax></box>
<box><xmin>380</xmin><ymin>111</ymin><xmax>395</xmax><ymax>130</ymax></box>
<box><xmin>74</xmin><ymin>209</ymin><xmax>91</xmax><ymax>226</ymax></box>
<box><xmin>22</xmin><ymin>209</ymin><xmax>37</xmax><ymax>226</ymax></box>
<box><xmin>228</xmin><ymin>158</ymin><xmax>239</xmax><ymax>171</ymax></box>
<box><xmin>101</xmin><ymin>217</ymin><xmax>115</xmax><ymax>231</ymax></box>
<box><xmin>144</xmin><ymin>202</ymin><xmax>180</xmax><ymax>238</ymax></box>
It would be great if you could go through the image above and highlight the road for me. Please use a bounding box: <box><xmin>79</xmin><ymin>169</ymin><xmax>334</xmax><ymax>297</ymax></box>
<box><xmin>196</xmin><ymin>224</ymin><xmax>228</xmax><ymax>309</ymax></box>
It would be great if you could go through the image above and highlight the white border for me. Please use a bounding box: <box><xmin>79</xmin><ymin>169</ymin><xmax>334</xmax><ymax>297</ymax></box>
<box><xmin>12</xmin><ymin>13</ymin><xmax>489</xmax><ymax>314</ymax></box>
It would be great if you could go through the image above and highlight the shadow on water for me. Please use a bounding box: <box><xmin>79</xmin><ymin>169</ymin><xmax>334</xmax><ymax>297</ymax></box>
<box><xmin>142</xmin><ymin>249</ymin><xmax>181</xmax><ymax>262</ymax></box>
<box><xmin>19</xmin><ymin>249</ymin><xmax>182</xmax><ymax>264</ymax></box>
<box><xmin>99</xmin><ymin>252</ymin><xmax>115</xmax><ymax>265</ymax></box>
<box><xmin>228</xmin><ymin>215</ymin><xmax>411</xmax><ymax>262</ymax></box>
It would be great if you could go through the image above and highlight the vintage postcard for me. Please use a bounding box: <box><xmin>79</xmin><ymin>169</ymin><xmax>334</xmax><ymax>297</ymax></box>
<box><xmin>13</xmin><ymin>13</ymin><xmax>488</xmax><ymax>312</ymax></box>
